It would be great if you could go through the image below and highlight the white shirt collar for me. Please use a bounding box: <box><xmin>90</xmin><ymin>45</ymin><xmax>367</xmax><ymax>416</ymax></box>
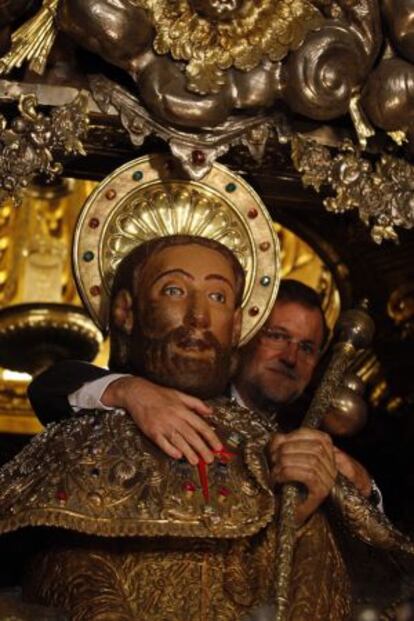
<box><xmin>230</xmin><ymin>384</ymin><xmax>249</xmax><ymax>408</ymax></box>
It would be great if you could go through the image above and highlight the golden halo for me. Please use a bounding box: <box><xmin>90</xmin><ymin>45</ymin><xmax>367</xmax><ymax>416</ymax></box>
<box><xmin>73</xmin><ymin>154</ymin><xmax>280</xmax><ymax>346</ymax></box>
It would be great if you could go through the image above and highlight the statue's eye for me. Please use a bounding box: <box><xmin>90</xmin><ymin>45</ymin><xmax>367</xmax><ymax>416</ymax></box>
<box><xmin>163</xmin><ymin>285</ymin><xmax>184</xmax><ymax>297</ymax></box>
<box><xmin>209</xmin><ymin>292</ymin><xmax>226</xmax><ymax>303</ymax></box>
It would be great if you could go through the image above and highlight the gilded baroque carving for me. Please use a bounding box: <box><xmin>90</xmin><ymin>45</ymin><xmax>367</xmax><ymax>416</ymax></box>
<box><xmin>387</xmin><ymin>284</ymin><xmax>414</xmax><ymax>340</ymax></box>
<box><xmin>0</xmin><ymin>0</ymin><xmax>411</xmax><ymax>145</ymax></box>
<box><xmin>22</xmin><ymin>513</ymin><xmax>351</xmax><ymax>621</ymax></box>
<box><xmin>331</xmin><ymin>473</ymin><xmax>414</xmax><ymax>554</ymax></box>
<box><xmin>0</xmin><ymin>396</ymin><xmax>412</xmax><ymax>620</ymax></box>
<box><xmin>141</xmin><ymin>0</ymin><xmax>323</xmax><ymax>95</ymax></box>
<box><xmin>0</xmin><ymin>1</ymin><xmax>412</xmax><ymax>234</ymax></box>
<box><xmin>0</xmin><ymin>399</ymin><xmax>276</xmax><ymax>537</ymax></box>
<box><xmin>291</xmin><ymin>134</ymin><xmax>414</xmax><ymax>243</ymax></box>
<box><xmin>0</xmin><ymin>202</ymin><xmax>15</xmax><ymax>306</ymax></box>
<box><xmin>0</xmin><ymin>0</ymin><xmax>59</xmax><ymax>75</ymax></box>
<box><xmin>88</xmin><ymin>74</ymin><xmax>285</xmax><ymax>180</ymax></box>
<box><xmin>381</xmin><ymin>0</ymin><xmax>414</xmax><ymax>63</ymax></box>
<box><xmin>0</xmin><ymin>0</ymin><xmax>383</xmax><ymax>129</ymax></box>
<box><xmin>0</xmin><ymin>92</ymin><xmax>89</xmax><ymax>203</ymax></box>
<box><xmin>361</xmin><ymin>56</ymin><xmax>414</xmax><ymax>146</ymax></box>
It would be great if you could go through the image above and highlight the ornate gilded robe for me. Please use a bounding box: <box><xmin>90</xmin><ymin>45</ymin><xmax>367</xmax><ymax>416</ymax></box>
<box><xmin>0</xmin><ymin>397</ymin><xmax>404</xmax><ymax>621</ymax></box>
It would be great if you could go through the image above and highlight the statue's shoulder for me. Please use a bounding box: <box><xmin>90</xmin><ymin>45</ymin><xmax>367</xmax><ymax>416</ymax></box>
<box><xmin>0</xmin><ymin>406</ymin><xmax>275</xmax><ymax>539</ymax></box>
<box><xmin>208</xmin><ymin>395</ymin><xmax>277</xmax><ymax>438</ymax></box>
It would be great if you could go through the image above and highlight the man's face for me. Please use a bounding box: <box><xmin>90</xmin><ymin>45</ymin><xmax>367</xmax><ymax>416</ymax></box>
<box><xmin>126</xmin><ymin>243</ymin><xmax>241</xmax><ymax>398</ymax></box>
<box><xmin>237</xmin><ymin>300</ymin><xmax>324</xmax><ymax>408</ymax></box>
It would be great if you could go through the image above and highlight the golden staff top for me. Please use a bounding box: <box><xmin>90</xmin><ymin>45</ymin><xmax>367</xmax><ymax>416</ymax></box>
<box><xmin>73</xmin><ymin>153</ymin><xmax>281</xmax><ymax>345</ymax></box>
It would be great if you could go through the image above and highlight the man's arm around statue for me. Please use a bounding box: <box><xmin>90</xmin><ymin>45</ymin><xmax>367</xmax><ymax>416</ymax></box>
<box><xmin>28</xmin><ymin>280</ymin><xmax>377</xmax><ymax>511</ymax></box>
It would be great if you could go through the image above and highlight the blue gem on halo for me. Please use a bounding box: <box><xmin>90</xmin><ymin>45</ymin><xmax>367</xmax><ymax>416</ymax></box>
<box><xmin>83</xmin><ymin>251</ymin><xmax>94</xmax><ymax>262</ymax></box>
<box><xmin>225</xmin><ymin>182</ymin><xmax>237</xmax><ymax>193</ymax></box>
<box><xmin>132</xmin><ymin>171</ymin><xmax>143</xmax><ymax>181</ymax></box>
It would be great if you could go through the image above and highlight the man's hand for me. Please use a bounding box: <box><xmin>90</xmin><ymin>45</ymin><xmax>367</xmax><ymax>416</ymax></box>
<box><xmin>333</xmin><ymin>448</ymin><xmax>372</xmax><ymax>497</ymax></box>
<box><xmin>102</xmin><ymin>376</ymin><xmax>222</xmax><ymax>465</ymax></box>
<box><xmin>267</xmin><ymin>429</ymin><xmax>337</xmax><ymax>526</ymax></box>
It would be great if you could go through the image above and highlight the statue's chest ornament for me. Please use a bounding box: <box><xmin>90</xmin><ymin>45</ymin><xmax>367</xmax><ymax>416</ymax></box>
<box><xmin>196</xmin><ymin>445</ymin><xmax>236</xmax><ymax>504</ymax></box>
<box><xmin>0</xmin><ymin>400</ymin><xmax>277</xmax><ymax>538</ymax></box>
<box><xmin>166</xmin><ymin>430</ymin><xmax>250</xmax><ymax>524</ymax></box>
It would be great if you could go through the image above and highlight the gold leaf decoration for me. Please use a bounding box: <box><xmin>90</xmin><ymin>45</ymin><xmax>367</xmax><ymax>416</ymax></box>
<box><xmin>74</xmin><ymin>154</ymin><xmax>280</xmax><ymax>346</ymax></box>
<box><xmin>139</xmin><ymin>0</ymin><xmax>324</xmax><ymax>94</ymax></box>
<box><xmin>0</xmin><ymin>92</ymin><xmax>89</xmax><ymax>205</ymax></box>
<box><xmin>0</xmin><ymin>0</ymin><xmax>59</xmax><ymax>76</ymax></box>
<box><xmin>291</xmin><ymin>134</ymin><xmax>414</xmax><ymax>243</ymax></box>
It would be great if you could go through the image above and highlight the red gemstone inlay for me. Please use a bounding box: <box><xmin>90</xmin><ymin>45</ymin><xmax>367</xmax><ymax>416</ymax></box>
<box><xmin>260</xmin><ymin>241</ymin><xmax>270</xmax><ymax>251</ymax></box>
<box><xmin>248</xmin><ymin>208</ymin><xmax>258</xmax><ymax>219</ymax></box>
<box><xmin>218</xmin><ymin>486</ymin><xmax>231</xmax><ymax>497</ymax></box>
<box><xmin>191</xmin><ymin>149</ymin><xmax>206</xmax><ymax>166</ymax></box>
<box><xmin>89</xmin><ymin>217</ymin><xmax>100</xmax><ymax>229</ymax></box>
<box><xmin>183</xmin><ymin>481</ymin><xmax>196</xmax><ymax>493</ymax></box>
<box><xmin>90</xmin><ymin>285</ymin><xmax>101</xmax><ymax>297</ymax></box>
<box><xmin>105</xmin><ymin>189</ymin><xmax>116</xmax><ymax>200</ymax></box>
<box><xmin>249</xmin><ymin>306</ymin><xmax>259</xmax><ymax>316</ymax></box>
<box><xmin>56</xmin><ymin>490</ymin><xmax>68</xmax><ymax>502</ymax></box>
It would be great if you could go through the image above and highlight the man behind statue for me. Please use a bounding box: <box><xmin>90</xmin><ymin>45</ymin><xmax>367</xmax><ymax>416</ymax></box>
<box><xmin>28</xmin><ymin>278</ymin><xmax>375</xmax><ymax>509</ymax></box>
<box><xmin>0</xmin><ymin>233</ymin><xmax>356</xmax><ymax>620</ymax></box>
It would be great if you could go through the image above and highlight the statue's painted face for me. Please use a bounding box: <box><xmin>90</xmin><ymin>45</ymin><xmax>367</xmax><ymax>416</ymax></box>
<box><xmin>124</xmin><ymin>243</ymin><xmax>241</xmax><ymax>398</ymax></box>
<box><xmin>190</xmin><ymin>0</ymin><xmax>245</xmax><ymax>20</ymax></box>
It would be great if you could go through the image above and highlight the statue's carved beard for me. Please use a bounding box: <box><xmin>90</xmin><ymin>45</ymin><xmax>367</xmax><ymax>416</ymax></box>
<box><xmin>139</xmin><ymin>325</ymin><xmax>232</xmax><ymax>399</ymax></box>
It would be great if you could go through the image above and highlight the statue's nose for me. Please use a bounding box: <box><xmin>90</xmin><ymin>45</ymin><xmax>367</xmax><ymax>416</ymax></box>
<box><xmin>185</xmin><ymin>293</ymin><xmax>210</xmax><ymax>328</ymax></box>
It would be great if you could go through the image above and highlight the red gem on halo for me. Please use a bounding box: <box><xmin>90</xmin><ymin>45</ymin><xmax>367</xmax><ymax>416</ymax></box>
<box><xmin>191</xmin><ymin>150</ymin><xmax>206</xmax><ymax>166</ymax></box>
<box><xmin>89</xmin><ymin>217</ymin><xmax>100</xmax><ymax>229</ymax></box>
<box><xmin>90</xmin><ymin>285</ymin><xmax>101</xmax><ymax>297</ymax></box>
<box><xmin>105</xmin><ymin>189</ymin><xmax>116</xmax><ymax>200</ymax></box>
<box><xmin>248</xmin><ymin>208</ymin><xmax>258</xmax><ymax>219</ymax></box>
<box><xmin>259</xmin><ymin>241</ymin><xmax>270</xmax><ymax>251</ymax></box>
<box><xmin>56</xmin><ymin>490</ymin><xmax>68</xmax><ymax>502</ymax></box>
<box><xmin>249</xmin><ymin>306</ymin><xmax>259</xmax><ymax>316</ymax></box>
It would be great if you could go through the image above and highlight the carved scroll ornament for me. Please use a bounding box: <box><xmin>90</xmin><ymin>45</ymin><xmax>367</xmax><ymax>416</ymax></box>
<box><xmin>143</xmin><ymin>0</ymin><xmax>323</xmax><ymax>95</ymax></box>
<box><xmin>291</xmin><ymin>134</ymin><xmax>414</xmax><ymax>243</ymax></box>
<box><xmin>0</xmin><ymin>1</ymin><xmax>412</xmax><ymax>242</ymax></box>
<box><xmin>0</xmin><ymin>1</ymin><xmax>385</xmax><ymax>129</ymax></box>
<box><xmin>0</xmin><ymin>92</ymin><xmax>88</xmax><ymax>203</ymax></box>
<box><xmin>0</xmin><ymin>0</ymin><xmax>410</xmax><ymax>144</ymax></box>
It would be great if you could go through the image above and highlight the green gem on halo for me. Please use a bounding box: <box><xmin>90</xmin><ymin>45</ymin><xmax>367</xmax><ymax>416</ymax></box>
<box><xmin>83</xmin><ymin>251</ymin><xmax>94</xmax><ymax>262</ymax></box>
<box><xmin>225</xmin><ymin>183</ymin><xmax>237</xmax><ymax>193</ymax></box>
<box><xmin>132</xmin><ymin>171</ymin><xmax>143</xmax><ymax>181</ymax></box>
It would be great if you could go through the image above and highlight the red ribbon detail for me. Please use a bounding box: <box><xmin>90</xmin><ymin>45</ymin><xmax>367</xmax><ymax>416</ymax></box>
<box><xmin>196</xmin><ymin>447</ymin><xmax>236</xmax><ymax>503</ymax></box>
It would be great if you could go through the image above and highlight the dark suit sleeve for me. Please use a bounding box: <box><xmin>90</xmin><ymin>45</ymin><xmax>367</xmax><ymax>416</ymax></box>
<box><xmin>27</xmin><ymin>360</ymin><xmax>111</xmax><ymax>427</ymax></box>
